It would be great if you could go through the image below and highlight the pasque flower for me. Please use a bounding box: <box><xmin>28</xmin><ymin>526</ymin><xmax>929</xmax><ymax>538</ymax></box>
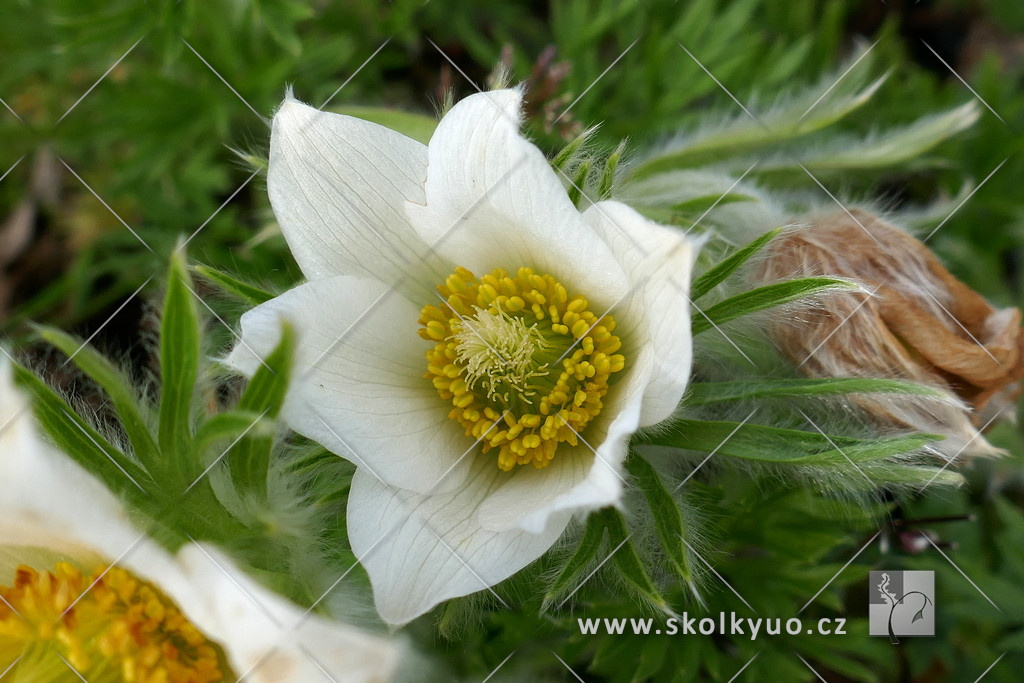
<box><xmin>0</xmin><ymin>360</ymin><xmax>401</xmax><ymax>682</ymax></box>
<box><xmin>226</xmin><ymin>89</ymin><xmax>700</xmax><ymax>625</ymax></box>
<box><xmin>759</xmin><ymin>209</ymin><xmax>1024</xmax><ymax>457</ymax></box>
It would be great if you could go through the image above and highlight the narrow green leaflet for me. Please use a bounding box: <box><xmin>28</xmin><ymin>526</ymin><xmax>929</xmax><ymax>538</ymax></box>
<box><xmin>37</xmin><ymin>326</ymin><xmax>161</xmax><ymax>468</ymax></box>
<box><xmin>865</xmin><ymin>465</ymin><xmax>961</xmax><ymax>487</ymax></box>
<box><xmin>229</xmin><ymin>324</ymin><xmax>295</xmax><ymax>494</ymax></box>
<box><xmin>551</xmin><ymin>127</ymin><xmax>596</xmax><ymax>171</ymax></box>
<box><xmin>690</xmin><ymin>227</ymin><xmax>781</xmax><ymax>300</ymax></box>
<box><xmin>568</xmin><ymin>160</ymin><xmax>590</xmax><ymax>207</ymax></box>
<box><xmin>643</xmin><ymin>419</ymin><xmax>937</xmax><ymax>466</ymax></box>
<box><xmin>192</xmin><ymin>410</ymin><xmax>274</xmax><ymax>453</ymax></box>
<box><xmin>692</xmin><ymin>277</ymin><xmax>856</xmax><ymax>335</ymax></box>
<box><xmin>751</xmin><ymin>102</ymin><xmax>980</xmax><ymax>179</ymax></box>
<box><xmin>686</xmin><ymin>377</ymin><xmax>954</xmax><ymax>405</ymax></box>
<box><xmin>670</xmin><ymin>192</ymin><xmax>757</xmax><ymax>216</ymax></box>
<box><xmin>11</xmin><ymin>363</ymin><xmax>154</xmax><ymax>503</ymax></box>
<box><xmin>600</xmin><ymin>509</ymin><xmax>669</xmax><ymax>613</ymax></box>
<box><xmin>598</xmin><ymin>141</ymin><xmax>624</xmax><ymax>200</ymax></box>
<box><xmin>625</xmin><ymin>455</ymin><xmax>695</xmax><ymax>588</ymax></box>
<box><xmin>158</xmin><ymin>251</ymin><xmax>200</xmax><ymax>480</ymax></box>
<box><xmin>193</xmin><ymin>265</ymin><xmax>274</xmax><ymax>305</ymax></box>
<box><xmin>542</xmin><ymin>515</ymin><xmax>607</xmax><ymax>611</ymax></box>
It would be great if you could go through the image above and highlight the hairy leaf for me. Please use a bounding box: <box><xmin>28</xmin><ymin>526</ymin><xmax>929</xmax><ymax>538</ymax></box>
<box><xmin>193</xmin><ymin>265</ymin><xmax>274</xmax><ymax>305</ymax></box>
<box><xmin>37</xmin><ymin>326</ymin><xmax>160</xmax><ymax>468</ymax></box>
<box><xmin>158</xmin><ymin>251</ymin><xmax>200</xmax><ymax>478</ymax></box>
<box><xmin>686</xmin><ymin>377</ymin><xmax>955</xmax><ymax>405</ymax></box>
<box><xmin>692</xmin><ymin>277</ymin><xmax>856</xmax><ymax>335</ymax></box>
<box><xmin>690</xmin><ymin>227</ymin><xmax>781</xmax><ymax>300</ymax></box>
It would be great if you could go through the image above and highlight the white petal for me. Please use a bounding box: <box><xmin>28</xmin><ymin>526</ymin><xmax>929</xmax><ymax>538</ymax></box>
<box><xmin>348</xmin><ymin>461</ymin><xmax>572</xmax><ymax>626</ymax></box>
<box><xmin>270</xmin><ymin>97</ymin><xmax>450</xmax><ymax>300</ymax></box>
<box><xmin>225</xmin><ymin>276</ymin><xmax>472</xmax><ymax>494</ymax></box>
<box><xmin>407</xmin><ymin>89</ymin><xmax>628</xmax><ymax>311</ymax></box>
<box><xmin>160</xmin><ymin>544</ymin><xmax>401</xmax><ymax>683</ymax></box>
<box><xmin>582</xmin><ymin>200</ymin><xmax>701</xmax><ymax>426</ymax></box>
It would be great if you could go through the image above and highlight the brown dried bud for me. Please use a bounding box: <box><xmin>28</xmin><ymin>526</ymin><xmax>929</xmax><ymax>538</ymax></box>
<box><xmin>759</xmin><ymin>209</ymin><xmax>1024</xmax><ymax>458</ymax></box>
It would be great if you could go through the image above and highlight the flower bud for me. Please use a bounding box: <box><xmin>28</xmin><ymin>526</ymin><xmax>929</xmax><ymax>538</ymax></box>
<box><xmin>759</xmin><ymin>209</ymin><xmax>1024</xmax><ymax>458</ymax></box>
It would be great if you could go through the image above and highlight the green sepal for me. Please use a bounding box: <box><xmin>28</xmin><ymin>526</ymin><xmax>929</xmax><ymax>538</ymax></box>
<box><xmin>692</xmin><ymin>276</ymin><xmax>856</xmax><ymax>335</ymax></box>
<box><xmin>690</xmin><ymin>227</ymin><xmax>781</xmax><ymax>300</ymax></box>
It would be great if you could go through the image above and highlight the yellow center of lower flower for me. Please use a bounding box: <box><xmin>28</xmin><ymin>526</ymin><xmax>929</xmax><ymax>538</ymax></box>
<box><xmin>0</xmin><ymin>561</ymin><xmax>226</xmax><ymax>683</ymax></box>
<box><xmin>420</xmin><ymin>266</ymin><xmax>626</xmax><ymax>471</ymax></box>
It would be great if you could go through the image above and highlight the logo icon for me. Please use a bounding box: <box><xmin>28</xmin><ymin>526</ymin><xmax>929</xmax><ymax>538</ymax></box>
<box><xmin>869</xmin><ymin>570</ymin><xmax>935</xmax><ymax>642</ymax></box>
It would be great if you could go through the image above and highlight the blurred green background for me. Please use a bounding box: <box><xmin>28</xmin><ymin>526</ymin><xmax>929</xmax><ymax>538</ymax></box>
<box><xmin>2</xmin><ymin>1</ymin><xmax>1023</xmax><ymax>681</ymax></box>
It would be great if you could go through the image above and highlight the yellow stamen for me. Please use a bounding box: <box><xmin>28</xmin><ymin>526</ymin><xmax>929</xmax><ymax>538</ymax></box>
<box><xmin>0</xmin><ymin>561</ymin><xmax>227</xmax><ymax>682</ymax></box>
<box><xmin>420</xmin><ymin>267</ymin><xmax>626</xmax><ymax>471</ymax></box>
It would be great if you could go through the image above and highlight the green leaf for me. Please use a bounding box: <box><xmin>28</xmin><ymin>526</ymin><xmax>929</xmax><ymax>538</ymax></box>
<box><xmin>869</xmin><ymin>464</ymin><xmax>961</xmax><ymax>487</ymax></box>
<box><xmin>36</xmin><ymin>326</ymin><xmax>161</xmax><ymax>468</ymax></box>
<box><xmin>229</xmin><ymin>323</ymin><xmax>295</xmax><ymax>494</ymax></box>
<box><xmin>193</xmin><ymin>265</ymin><xmax>274</xmax><ymax>305</ymax></box>
<box><xmin>690</xmin><ymin>228</ymin><xmax>781</xmax><ymax>300</ymax></box>
<box><xmin>692</xmin><ymin>277</ymin><xmax>856</xmax><ymax>335</ymax></box>
<box><xmin>686</xmin><ymin>377</ymin><xmax>955</xmax><ymax>405</ymax></box>
<box><xmin>158</xmin><ymin>250</ymin><xmax>200</xmax><ymax>478</ymax></box>
<box><xmin>632</xmin><ymin>638</ymin><xmax>669</xmax><ymax>683</ymax></box>
<box><xmin>331</xmin><ymin>105</ymin><xmax>438</xmax><ymax>145</ymax></box>
<box><xmin>625</xmin><ymin>455</ymin><xmax>696</xmax><ymax>589</ymax></box>
<box><xmin>629</xmin><ymin>70</ymin><xmax>887</xmax><ymax>177</ymax></box>
<box><xmin>543</xmin><ymin>515</ymin><xmax>606</xmax><ymax>611</ymax></box>
<box><xmin>642</xmin><ymin>419</ymin><xmax>937</xmax><ymax>467</ymax></box>
<box><xmin>600</xmin><ymin>509</ymin><xmax>669</xmax><ymax>612</ymax></box>
<box><xmin>11</xmin><ymin>363</ymin><xmax>154</xmax><ymax>502</ymax></box>
<box><xmin>753</xmin><ymin>102</ymin><xmax>980</xmax><ymax>178</ymax></box>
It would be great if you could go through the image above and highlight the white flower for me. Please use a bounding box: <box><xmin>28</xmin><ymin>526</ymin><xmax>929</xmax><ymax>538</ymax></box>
<box><xmin>227</xmin><ymin>89</ymin><xmax>700</xmax><ymax>625</ymax></box>
<box><xmin>0</xmin><ymin>360</ymin><xmax>401</xmax><ymax>682</ymax></box>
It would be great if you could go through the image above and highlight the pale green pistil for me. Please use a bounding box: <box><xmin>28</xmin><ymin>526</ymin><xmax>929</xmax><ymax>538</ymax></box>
<box><xmin>450</xmin><ymin>307</ymin><xmax>554</xmax><ymax>409</ymax></box>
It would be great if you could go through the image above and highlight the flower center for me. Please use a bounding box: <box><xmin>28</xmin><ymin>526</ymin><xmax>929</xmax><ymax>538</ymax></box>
<box><xmin>420</xmin><ymin>266</ymin><xmax>626</xmax><ymax>471</ymax></box>
<box><xmin>0</xmin><ymin>561</ymin><xmax>227</xmax><ymax>683</ymax></box>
